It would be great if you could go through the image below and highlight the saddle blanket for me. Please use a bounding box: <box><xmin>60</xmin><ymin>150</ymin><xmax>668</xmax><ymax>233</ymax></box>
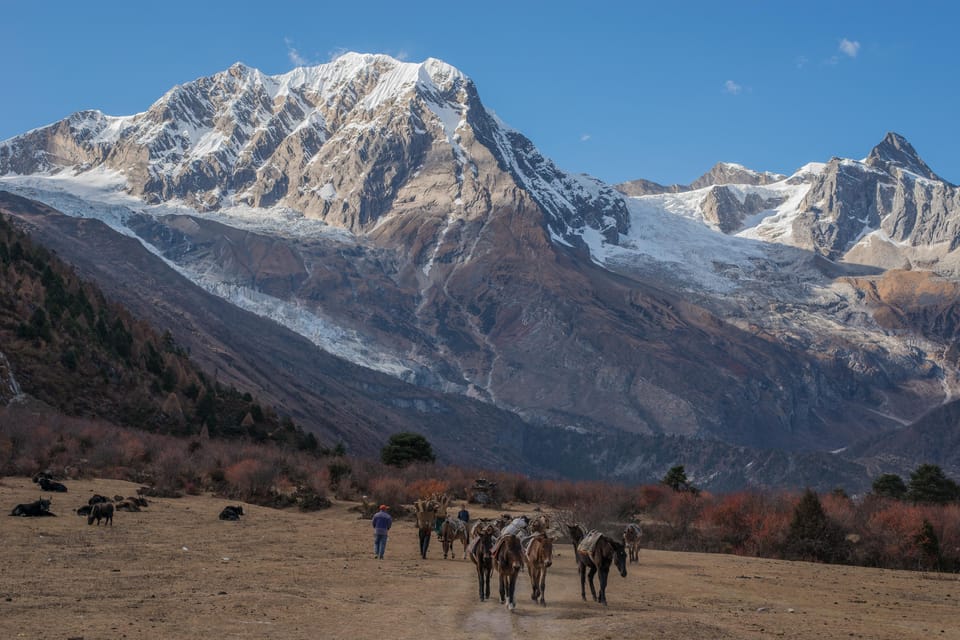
<box><xmin>577</xmin><ymin>530</ymin><xmax>603</xmax><ymax>555</ymax></box>
<box><xmin>522</xmin><ymin>531</ymin><xmax>544</xmax><ymax>554</ymax></box>
<box><xmin>491</xmin><ymin>531</ymin><xmax>526</xmax><ymax>558</ymax></box>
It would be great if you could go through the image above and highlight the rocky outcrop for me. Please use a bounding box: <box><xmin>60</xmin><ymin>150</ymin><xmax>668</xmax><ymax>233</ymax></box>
<box><xmin>0</xmin><ymin>351</ymin><xmax>24</xmax><ymax>404</ymax></box>
<box><xmin>615</xmin><ymin>177</ymin><xmax>686</xmax><ymax>197</ymax></box>
<box><xmin>700</xmin><ymin>185</ymin><xmax>785</xmax><ymax>233</ymax></box>
<box><xmin>615</xmin><ymin>162</ymin><xmax>784</xmax><ymax>198</ymax></box>
<box><xmin>791</xmin><ymin>134</ymin><xmax>960</xmax><ymax>263</ymax></box>
<box><xmin>865</xmin><ymin>132</ymin><xmax>946</xmax><ymax>183</ymax></box>
<box><xmin>689</xmin><ymin>162</ymin><xmax>785</xmax><ymax>190</ymax></box>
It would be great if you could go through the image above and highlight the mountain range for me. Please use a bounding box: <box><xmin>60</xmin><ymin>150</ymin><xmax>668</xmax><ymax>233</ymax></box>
<box><xmin>3</xmin><ymin>52</ymin><xmax>960</xmax><ymax>491</ymax></box>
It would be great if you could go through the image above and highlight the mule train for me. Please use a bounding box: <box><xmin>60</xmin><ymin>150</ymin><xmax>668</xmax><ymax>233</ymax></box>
<box><xmin>463</xmin><ymin>512</ymin><xmax>556</xmax><ymax>610</ymax></box>
<box><xmin>413</xmin><ymin>504</ymin><xmax>631</xmax><ymax>610</ymax></box>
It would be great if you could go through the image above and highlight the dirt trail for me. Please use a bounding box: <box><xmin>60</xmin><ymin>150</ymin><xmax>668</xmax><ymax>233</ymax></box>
<box><xmin>2</xmin><ymin>477</ymin><xmax>959</xmax><ymax>639</ymax></box>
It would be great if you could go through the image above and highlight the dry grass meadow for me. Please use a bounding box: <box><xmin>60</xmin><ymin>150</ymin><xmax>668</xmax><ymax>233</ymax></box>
<box><xmin>2</xmin><ymin>476</ymin><xmax>959</xmax><ymax>639</ymax></box>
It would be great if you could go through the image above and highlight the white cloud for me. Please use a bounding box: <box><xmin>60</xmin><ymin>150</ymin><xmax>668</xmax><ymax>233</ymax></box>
<box><xmin>796</xmin><ymin>55</ymin><xmax>808</xmax><ymax>70</ymax></box>
<box><xmin>580</xmin><ymin>134</ymin><xmax>591</xmax><ymax>142</ymax></box>
<box><xmin>327</xmin><ymin>47</ymin><xmax>349</xmax><ymax>62</ymax></box>
<box><xmin>839</xmin><ymin>38</ymin><xmax>860</xmax><ymax>58</ymax></box>
<box><xmin>724</xmin><ymin>80</ymin><xmax>742</xmax><ymax>95</ymax></box>
<box><xmin>285</xmin><ymin>37</ymin><xmax>308</xmax><ymax>67</ymax></box>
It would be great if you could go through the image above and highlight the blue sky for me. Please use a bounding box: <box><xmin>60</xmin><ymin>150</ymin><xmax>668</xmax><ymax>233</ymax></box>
<box><xmin>2</xmin><ymin>1</ymin><xmax>957</xmax><ymax>185</ymax></box>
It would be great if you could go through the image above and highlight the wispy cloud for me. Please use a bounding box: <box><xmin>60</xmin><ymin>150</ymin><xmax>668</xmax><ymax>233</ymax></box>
<box><xmin>326</xmin><ymin>47</ymin><xmax>350</xmax><ymax>62</ymax></box>
<box><xmin>839</xmin><ymin>38</ymin><xmax>861</xmax><ymax>58</ymax></box>
<box><xmin>724</xmin><ymin>80</ymin><xmax>742</xmax><ymax>95</ymax></box>
<box><xmin>796</xmin><ymin>55</ymin><xmax>809</xmax><ymax>70</ymax></box>
<box><xmin>285</xmin><ymin>37</ymin><xmax>309</xmax><ymax>67</ymax></box>
<box><xmin>580</xmin><ymin>133</ymin><xmax>591</xmax><ymax>142</ymax></box>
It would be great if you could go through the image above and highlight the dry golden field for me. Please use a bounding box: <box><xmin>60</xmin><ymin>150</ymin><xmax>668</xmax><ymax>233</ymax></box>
<box><xmin>1</xmin><ymin>476</ymin><xmax>959</xmax><ymax>639</ymax></box>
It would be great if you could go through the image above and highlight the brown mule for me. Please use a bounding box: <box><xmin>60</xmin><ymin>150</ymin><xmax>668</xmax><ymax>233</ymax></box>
<box><xmin>492</xmin><ymin>533</ymin><xmax>524</xmax><ymax>610</ymax></box>
<box><xmin>524</xmin><ymin>533</ymin><xmax>554</xmax><ymax>606</ymax></box>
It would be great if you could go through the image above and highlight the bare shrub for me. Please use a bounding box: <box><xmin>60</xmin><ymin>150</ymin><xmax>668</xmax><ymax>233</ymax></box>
<box><xmin>224</xmin><ymin>458</ymin><xmax>274</xmax><ymax>500</ymax></box>
<box><xmin>367</xmin><ymin>476</ymin><xmax>410</xmax><ymax>512</ymax></box>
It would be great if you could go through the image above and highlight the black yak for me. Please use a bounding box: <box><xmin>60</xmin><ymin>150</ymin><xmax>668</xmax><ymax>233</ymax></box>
<box><xmin>10</xmin><ymin>498</ymin><xmax>54</xmax><ymax>517</ymax></box>
<box><xmin>38</xmin><ymin>477</ymin><xmax>67</xmax><ymax>492</ymax></box>
<box><xmin>87</xmin><ymin>502</ymin><xmax>114</xmax><ymax>526</ymax></box>
<box><xmin>219</xmin><ymin>505</ymin><xmax>244</xmax><ymax>521</ymax></box>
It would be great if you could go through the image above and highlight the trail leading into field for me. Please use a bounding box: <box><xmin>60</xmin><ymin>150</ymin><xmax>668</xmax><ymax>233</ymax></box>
<box><xmin>2</xmin><ymin>478</ymin><xmax>958</xmax><ymax>639</ymax></box>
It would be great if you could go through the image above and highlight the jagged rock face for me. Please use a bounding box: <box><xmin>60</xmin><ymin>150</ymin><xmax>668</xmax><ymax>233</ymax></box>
<box><xmin>689</xmin><ymin>162</ymin><xmax>785</xmax><ymax>190</ymax></box>
<box><xmin>866</xmin><ymin>132</ymin><xmax>945</xmax><ymax>183</ymax></box>
<box><xmin>0</xmin><ymin>351</ymin><xmax>23</xmax><ymax>404</ymax></box>
<box><xmin>615</xmin><ymin>177</ymin><xmax>686</xmax><ymax>197</ymax></box>
<box><xmin>792</xmin><ymin>158</ymin><xmax>888</xmax><ymax>258</ymax></box>
<box><xmin>845</xmin><ymin>270</ymin><xmax>960</xmax><ymax>343</ymax></box>
<box><xmin>0</xmin><ymin>54</ymin><xmax>628</xmax><ymax>251</ymax></box>
<box><xmin>615</xmin><ymin>162</ymin><xmax>784</xmax><ymax>198</ymax></box>
<box><xmin>791</xmin><ymin>134</ymin><xmax>960</xmax><ymax>263</ymax></box>
<box><xmin>700</xmin><ymin>185</ymin><xmax>785</xmax><ymax>233</ymax></box>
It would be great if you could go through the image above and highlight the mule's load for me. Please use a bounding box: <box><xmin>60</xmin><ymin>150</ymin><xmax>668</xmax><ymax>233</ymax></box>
<box><xmin>413</xmin><ymin>493</ymin><xmax>447</xmax><ymax>559</ymax></box>
<box><xmin>577</xmin><ymin>530</ymin><xmax>604</xmax><ymax>556</ymax></box>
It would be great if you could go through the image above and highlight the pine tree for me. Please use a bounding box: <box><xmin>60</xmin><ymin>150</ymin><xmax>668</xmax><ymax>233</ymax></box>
<box><xmin>783</xmin><ymin>489</ymin><xmax>848</xmax><ymax>563</ymax></box>
<box><xmin>381</xmin><ymin>432</ymin><xmax>435</xmax><ymax>467</ymax></box>
<box><xmin>907</xmin><ymin>464</ymin><xmax>959</xmax><ymax>504</ymax></box>
<box><xmin>871</xmin><ymin>473</ymin><xmax>908</xmax><ymax>500</ymax></box>
<box><xmin>662</xmin><ymin>465</ymin><xmax>699</xmax><ymax>494</ymax></box>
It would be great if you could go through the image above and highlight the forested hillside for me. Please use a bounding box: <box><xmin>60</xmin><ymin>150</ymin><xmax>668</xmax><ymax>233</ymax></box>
<box><xmin>0</xmin><ymin>211</ymin><xmax>317</xmax><ymax>451</ymax></box>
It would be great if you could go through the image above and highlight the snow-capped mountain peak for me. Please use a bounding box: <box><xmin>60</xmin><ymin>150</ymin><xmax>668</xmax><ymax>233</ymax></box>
<box><xmin>864</xmin><ymin>131</ymin><xmax>945</xmax><ymax>183</ymax></box>
<box><xmin>689</xmin><ymin>161</ymin><xmax>786</xmax><ymax>190</ymax></box>
<box><xmin>0</xmin><ymin>52</ymin><xmax>624</xmax><ymax>248</ymax></box>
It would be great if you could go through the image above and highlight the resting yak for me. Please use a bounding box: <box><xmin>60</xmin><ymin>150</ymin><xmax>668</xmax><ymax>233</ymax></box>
<box><xmin>10</xmin><ymin>498</ymin><xmax>55</xmax><ymax>517</ymax></box>
<box><xmin>38</xmin><ymin>477</ymin><xmax>68</xmax><ymax>492</ymax></box>
<box><xmin>219</xmin><ymin>505</ymin><xmax>244</xmax><ymax>521</ymax></box>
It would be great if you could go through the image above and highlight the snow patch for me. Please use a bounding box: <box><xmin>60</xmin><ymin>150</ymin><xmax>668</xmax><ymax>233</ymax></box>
<box><xmin>318</xmin><ymin>182</ymin><xmax>337</xmax><ymax>201</ymax></box>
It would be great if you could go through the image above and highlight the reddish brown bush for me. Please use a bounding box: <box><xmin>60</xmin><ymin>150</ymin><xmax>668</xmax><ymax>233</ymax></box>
<box><xmin>224</xmin><ymin>458</ymin><xmax>273</xmax><ymax>499</ymax></box>
<box><xmin>408</xmin><ymin>478</ymin><xmax>449</xmax><ymax>500</ymax></box>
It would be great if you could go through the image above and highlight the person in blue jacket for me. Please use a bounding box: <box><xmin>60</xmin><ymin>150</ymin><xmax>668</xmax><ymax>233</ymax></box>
<box><xmin>371</xmin><ymin>504</ymin><xmax>392</xmax><ymax>559</ymax></box>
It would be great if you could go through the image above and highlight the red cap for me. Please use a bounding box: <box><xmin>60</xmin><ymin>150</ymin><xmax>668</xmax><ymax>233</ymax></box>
<box><xmin>379</xmin><ymin>504</ymin><xmax>389</xmax><ymax>510</ymax></box>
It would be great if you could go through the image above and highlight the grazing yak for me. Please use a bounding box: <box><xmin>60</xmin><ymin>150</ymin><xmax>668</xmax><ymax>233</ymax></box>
<box><xmin>219</xmin><ymin>505</ymin><xmax>244</xmax><ymax>521</ymax></box>
<box><xmin>38</xmin><ymin>477</ymin><xmax>68</xmax><ymax>492</ymax></box>
<box><xmin>87</xmin><ymin>502</ymin><xmax>114</xmax><ymax>526</ymax></box>
<box><xmin>11</xmin><ymin>498</ymin><xmax>55</xmax><ymax>517</ymax></box>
